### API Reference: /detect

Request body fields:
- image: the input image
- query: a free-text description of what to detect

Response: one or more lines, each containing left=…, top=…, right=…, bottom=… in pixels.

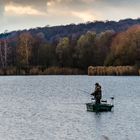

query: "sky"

left=0, top=0, right=140, bottom=33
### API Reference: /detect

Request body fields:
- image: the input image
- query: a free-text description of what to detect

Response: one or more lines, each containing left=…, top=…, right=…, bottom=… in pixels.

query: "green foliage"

left=97, top=30, right=115, bottom=64
left=76, top=32, right=101, bottom=69
left=56, top=37, right=73, bottom=67
left=38, top=44, right=56, bottom=67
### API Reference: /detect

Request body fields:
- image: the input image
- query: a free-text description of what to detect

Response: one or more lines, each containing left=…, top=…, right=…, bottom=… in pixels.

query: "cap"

left=95, top=83, right=99, bottom=86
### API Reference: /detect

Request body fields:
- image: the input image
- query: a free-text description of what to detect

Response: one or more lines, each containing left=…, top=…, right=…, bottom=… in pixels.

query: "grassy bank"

left=0, top=66, right=139, bottom=76
left=0, top=67, right=85, bottom=75
left=88, top=66, right=139, bottom=76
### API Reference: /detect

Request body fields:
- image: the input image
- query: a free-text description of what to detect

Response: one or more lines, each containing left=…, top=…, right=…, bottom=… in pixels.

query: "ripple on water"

left=0, top=76, right=139, bottom=140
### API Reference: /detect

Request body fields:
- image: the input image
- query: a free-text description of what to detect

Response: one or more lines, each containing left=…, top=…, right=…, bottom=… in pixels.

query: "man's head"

left=95, top=83, right=99, bottom=86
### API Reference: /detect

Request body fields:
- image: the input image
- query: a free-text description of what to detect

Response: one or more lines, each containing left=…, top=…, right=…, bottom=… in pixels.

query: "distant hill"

left=1, top=18, right=140, bottom=42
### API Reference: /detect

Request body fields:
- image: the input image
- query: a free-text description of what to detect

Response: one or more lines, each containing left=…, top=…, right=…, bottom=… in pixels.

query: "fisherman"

left=91, top=83, right=102, bottom=104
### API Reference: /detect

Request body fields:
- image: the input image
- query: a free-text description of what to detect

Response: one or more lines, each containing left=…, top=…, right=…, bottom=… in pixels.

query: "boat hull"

left=86, top=103, right=114, bottom=112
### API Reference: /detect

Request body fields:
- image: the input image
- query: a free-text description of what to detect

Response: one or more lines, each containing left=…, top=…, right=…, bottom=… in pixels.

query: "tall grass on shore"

left=43, top=67, right=84, bottom=75
left=0, top=67, right=84, bottom=75
left=88, top=66, right=139, bottom=76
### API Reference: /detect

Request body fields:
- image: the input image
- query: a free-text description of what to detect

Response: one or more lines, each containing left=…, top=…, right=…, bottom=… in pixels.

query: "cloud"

left=95, top=0, right=140, bottom=7
left=5, top=3, right=46, bottom=16
left=5, top=0, right=47, bottom=10
left=1, top=0, right=140, bottom=33
left=0, top=1, right=5, bottom=16
left=71, top=11, right=96, bottom=21
left=46, top=0, right=98, bottom=22
left=2, top=0, right=93, bottom=17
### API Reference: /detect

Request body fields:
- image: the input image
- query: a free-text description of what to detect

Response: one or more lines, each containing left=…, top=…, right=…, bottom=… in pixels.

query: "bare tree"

left=0, top=41, right=4, bottom=67
left=4, top=35, right=7, bottom=67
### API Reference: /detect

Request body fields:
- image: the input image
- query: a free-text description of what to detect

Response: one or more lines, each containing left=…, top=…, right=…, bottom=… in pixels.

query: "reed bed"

left=0, top=67, right=84, bottom=75
left=88, top=66, right=139, bottom=76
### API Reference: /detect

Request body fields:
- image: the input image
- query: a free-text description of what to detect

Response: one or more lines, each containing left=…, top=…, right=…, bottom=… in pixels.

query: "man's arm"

left=90, top=92, right=95, bottom=96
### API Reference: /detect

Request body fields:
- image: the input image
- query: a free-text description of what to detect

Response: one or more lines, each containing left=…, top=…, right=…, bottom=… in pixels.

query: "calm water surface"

left=0, top=76, right=139, bottom=140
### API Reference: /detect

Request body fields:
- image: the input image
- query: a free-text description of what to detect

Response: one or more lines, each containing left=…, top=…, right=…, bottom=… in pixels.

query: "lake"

left=0, top=76, right=139, bottom=140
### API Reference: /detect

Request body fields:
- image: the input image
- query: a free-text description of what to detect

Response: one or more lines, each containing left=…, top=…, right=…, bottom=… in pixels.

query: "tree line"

left=0, top=24, right=140, bottom=74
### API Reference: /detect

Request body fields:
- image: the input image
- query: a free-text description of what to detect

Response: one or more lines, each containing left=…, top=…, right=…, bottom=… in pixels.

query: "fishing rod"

left=78, top=89, right=91, bottom=94
left=78, top=89, right=114, bottom=104
left=78, top=89, right=108, bottom=102
left=61, top=102, right=85, bottom=105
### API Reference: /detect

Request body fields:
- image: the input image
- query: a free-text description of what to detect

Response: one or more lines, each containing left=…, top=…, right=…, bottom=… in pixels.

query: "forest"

left=0, top=18, right=140, bottom=75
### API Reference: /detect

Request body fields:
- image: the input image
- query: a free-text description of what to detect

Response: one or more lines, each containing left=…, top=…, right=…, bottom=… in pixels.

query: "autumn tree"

left=0, top=32, right=10, bottom=68
left=96, top=30, right=115, bottom=65
left=17, top=32, right=34, bottom=67
left=75, top=31, right=100, bottom=69
left=0, top=40, right=4, bottom=67
left=31, top=32, right=46, bottom=66
left=56, top=37, right=72, bottom=67
left=38, top=43, right=56, bottom=67
left=105, top=25, right=140, bottom=66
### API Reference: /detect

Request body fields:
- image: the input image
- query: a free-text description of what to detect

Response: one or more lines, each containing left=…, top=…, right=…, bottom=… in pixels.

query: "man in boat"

left=91, top=83, right=102, bottom=104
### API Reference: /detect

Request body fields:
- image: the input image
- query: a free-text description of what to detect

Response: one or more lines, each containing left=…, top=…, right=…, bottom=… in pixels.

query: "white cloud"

left=5, top=3, right=46, bottom=16
left=71, top=11, right=96, bottom=21
left=0, top=0, right=140, bottom=33
left=46, top=0, right=97, bottom=22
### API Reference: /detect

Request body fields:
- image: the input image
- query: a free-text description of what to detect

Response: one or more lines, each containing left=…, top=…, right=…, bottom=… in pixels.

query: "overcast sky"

left=0, top=0, right=140, bottom=33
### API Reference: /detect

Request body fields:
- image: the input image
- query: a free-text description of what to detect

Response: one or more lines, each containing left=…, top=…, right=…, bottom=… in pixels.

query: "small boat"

left=86, top=103, right=113, bottom=112
left=86, top=97, right=114, bottom=112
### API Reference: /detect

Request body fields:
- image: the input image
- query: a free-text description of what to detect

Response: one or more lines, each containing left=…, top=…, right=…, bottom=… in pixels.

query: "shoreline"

left=0, top=66, right=139, bottom=76
left=88, top=66, right=140, bottom=76
left=0, top=67, right=85, bottom=76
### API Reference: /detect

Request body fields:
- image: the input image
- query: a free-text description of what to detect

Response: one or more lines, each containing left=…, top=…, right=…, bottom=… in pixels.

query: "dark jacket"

left=91, top=85, right=102, bottom=100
